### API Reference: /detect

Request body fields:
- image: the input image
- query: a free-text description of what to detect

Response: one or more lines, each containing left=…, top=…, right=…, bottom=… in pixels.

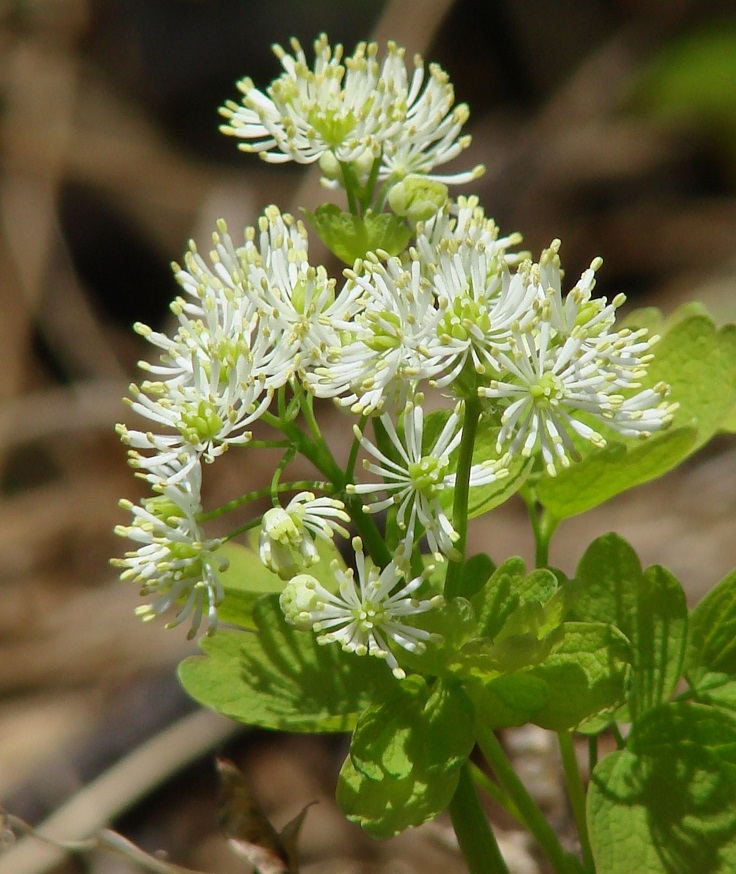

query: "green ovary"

left=408, top=455, right=448, bottom=495
left=529, top=372, right=564, bottom=409
left=365, top=310, right=402, bottom=352
left=308, top=107, right=357, bottom=147
left=439, top=296, right=490, bottom=343
left=179, top=400, right=224, bottom=444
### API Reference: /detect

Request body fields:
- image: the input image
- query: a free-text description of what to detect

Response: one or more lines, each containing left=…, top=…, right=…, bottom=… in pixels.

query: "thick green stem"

left=558, top=730, right=594, bottom=872
left=449, top=763, right=510, bottom=874
left=477, top=726, right=572, bottom=874
left=443, top=396, right=481, bottom=599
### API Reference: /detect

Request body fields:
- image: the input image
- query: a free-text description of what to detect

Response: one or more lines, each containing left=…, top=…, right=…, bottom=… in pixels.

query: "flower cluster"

left=115, top=35, right=674, bottom=675
left=219, top=34, right=483, bottom=186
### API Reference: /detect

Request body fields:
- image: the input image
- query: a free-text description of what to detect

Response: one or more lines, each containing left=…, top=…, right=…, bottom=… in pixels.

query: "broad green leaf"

left=461, top=622, right=628, bottom=731
left=471, top=558, right=559, bottom=640
left=588, top=702, right=736, bottom=874
left=685, top=569, right=736, bottom=688
left=535, top=428, right=696, bottom=519
left=692, top=676, right=736, bottom=713
left=571, top=534, right=687, bottom=720
left=424, top=411, right=530, bottom=520
left=536, top=313, right=736, bottom=519
left=336, top=678, right=474, bottom=837
left=215, top=542, right=284, bottom=629
left=216, top=533, right=345, bottom=629
left=525, top=622, right=630, bottom=730
left=178, top=595, right=392, bottom=732
left=303, top=204, right=410, bottom=264
left=467, top=422, right=533, bottom=518
left=466, top=671, right=550, bottom=730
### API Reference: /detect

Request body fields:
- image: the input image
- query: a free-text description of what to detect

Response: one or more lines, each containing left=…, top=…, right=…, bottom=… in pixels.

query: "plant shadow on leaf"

left=589, top=703, right=736, bottom=874
left=178, top=595, right=394, bottom=732
left=337, top=677, right=475, bottom=838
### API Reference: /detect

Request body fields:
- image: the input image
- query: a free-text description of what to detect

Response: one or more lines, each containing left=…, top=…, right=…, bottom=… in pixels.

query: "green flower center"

left=529, top=372, right=564, bottom=409
left=308, top=107, right=357, bottom=148
left=408, top=455, right=449, bottom=495
left=439, top=295, right=490, bottom=343
left=179, top=400, right=224, bottom=444
left=365, top=310, right=403, bottom=352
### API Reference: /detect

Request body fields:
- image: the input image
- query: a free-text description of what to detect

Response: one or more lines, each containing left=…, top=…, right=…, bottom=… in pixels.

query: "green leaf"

left=471, top=558, right=559, bottom=640
left=467, top=422, right=533, bottom=518
left=571, top=534, right=688, bottom=719
left=178, top=595, right=393, bottom=732
left=535, top=428, right=696, bottom=519
left=215, top=542, right=285, bottom=629
left=536, top=313, right=736, bottom=519
left=399, top=597, right=477, bottom=677
left=525, top=621, right=630, bottom=730
left=588, top=702, right=736, bottom=873
left=303, top=204, right=410, bottom=265
left=336, top=678, right=475, bottom=837
left=461, top=621, right=629, bottom=731
left=457, top=552, right=495, bottom=600
left=685, top=569, right=736, bottom=688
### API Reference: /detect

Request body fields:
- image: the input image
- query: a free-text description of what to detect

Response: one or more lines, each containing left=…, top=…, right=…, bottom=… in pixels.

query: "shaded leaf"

left=178, top=596, right=393, bottom=732
left=571, top=533, right=687, bottom=720
left=337, top=678, right=475, bottom=837
left=588, top=702, right=736, bottom=873
left=303, top=204, right=410, bottom=264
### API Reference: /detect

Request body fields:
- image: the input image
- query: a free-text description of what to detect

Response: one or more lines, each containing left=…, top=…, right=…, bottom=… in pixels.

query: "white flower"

left=220, top=35, right=403, bottom=165
left=479, top=316, right=674, bottom=476
left=431, top=249, right=541, bottom=386
left=349, top=395, right=506, bottom=559
left=306, top=254, right=447, bottom=414
left=415, top=196, right=523, bottom=264
left=248, top=207, right=364, bottom=372
left=280, top=536, right=442, bottom=678
left=377, top=54, right=483, bottom=185
left=259, top=492, right=350, bottom=579
left=113, top=458, right=226, bottom=637
left=219, top=35, right=480, bottom=187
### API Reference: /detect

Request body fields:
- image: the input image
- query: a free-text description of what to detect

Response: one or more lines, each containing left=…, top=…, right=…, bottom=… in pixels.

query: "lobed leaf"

left=571, top=533, right=688, bottom=720
left=178, top=595, right=393, bottom=732
left=336, top=677, right=475, bottom=837
left=588, top=702, right=736, bottom=873
left=685, top=569, right=736, bottom=688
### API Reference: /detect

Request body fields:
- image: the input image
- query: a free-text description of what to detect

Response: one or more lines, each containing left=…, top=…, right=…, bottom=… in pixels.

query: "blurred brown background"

left=1, top=1, right=736, bottom=871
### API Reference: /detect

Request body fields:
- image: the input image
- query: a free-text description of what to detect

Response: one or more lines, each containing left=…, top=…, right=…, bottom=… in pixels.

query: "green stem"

left=611, top=723, right=626, bottom=750
left=340, top=161, right=360, bottom=215
left=477, top=726, right=572, bottom=874
left=588, top=735, right=598, bottom=773
left=449, top=763, right=510, bottom=874
left=345, top=415, right=367, bottom=482
left=444, top=396, right=481, bottom=599
left=558, top=730, right=594, bottom=872
left=271, top=446, right=297, bottom=503
left=469, top=763, right=527, bottom=828
left=222, top=517, right=264, bottom=542
left=197, top=481, right=330, bottom=522
left=522, top=488, right=558, bottom=568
